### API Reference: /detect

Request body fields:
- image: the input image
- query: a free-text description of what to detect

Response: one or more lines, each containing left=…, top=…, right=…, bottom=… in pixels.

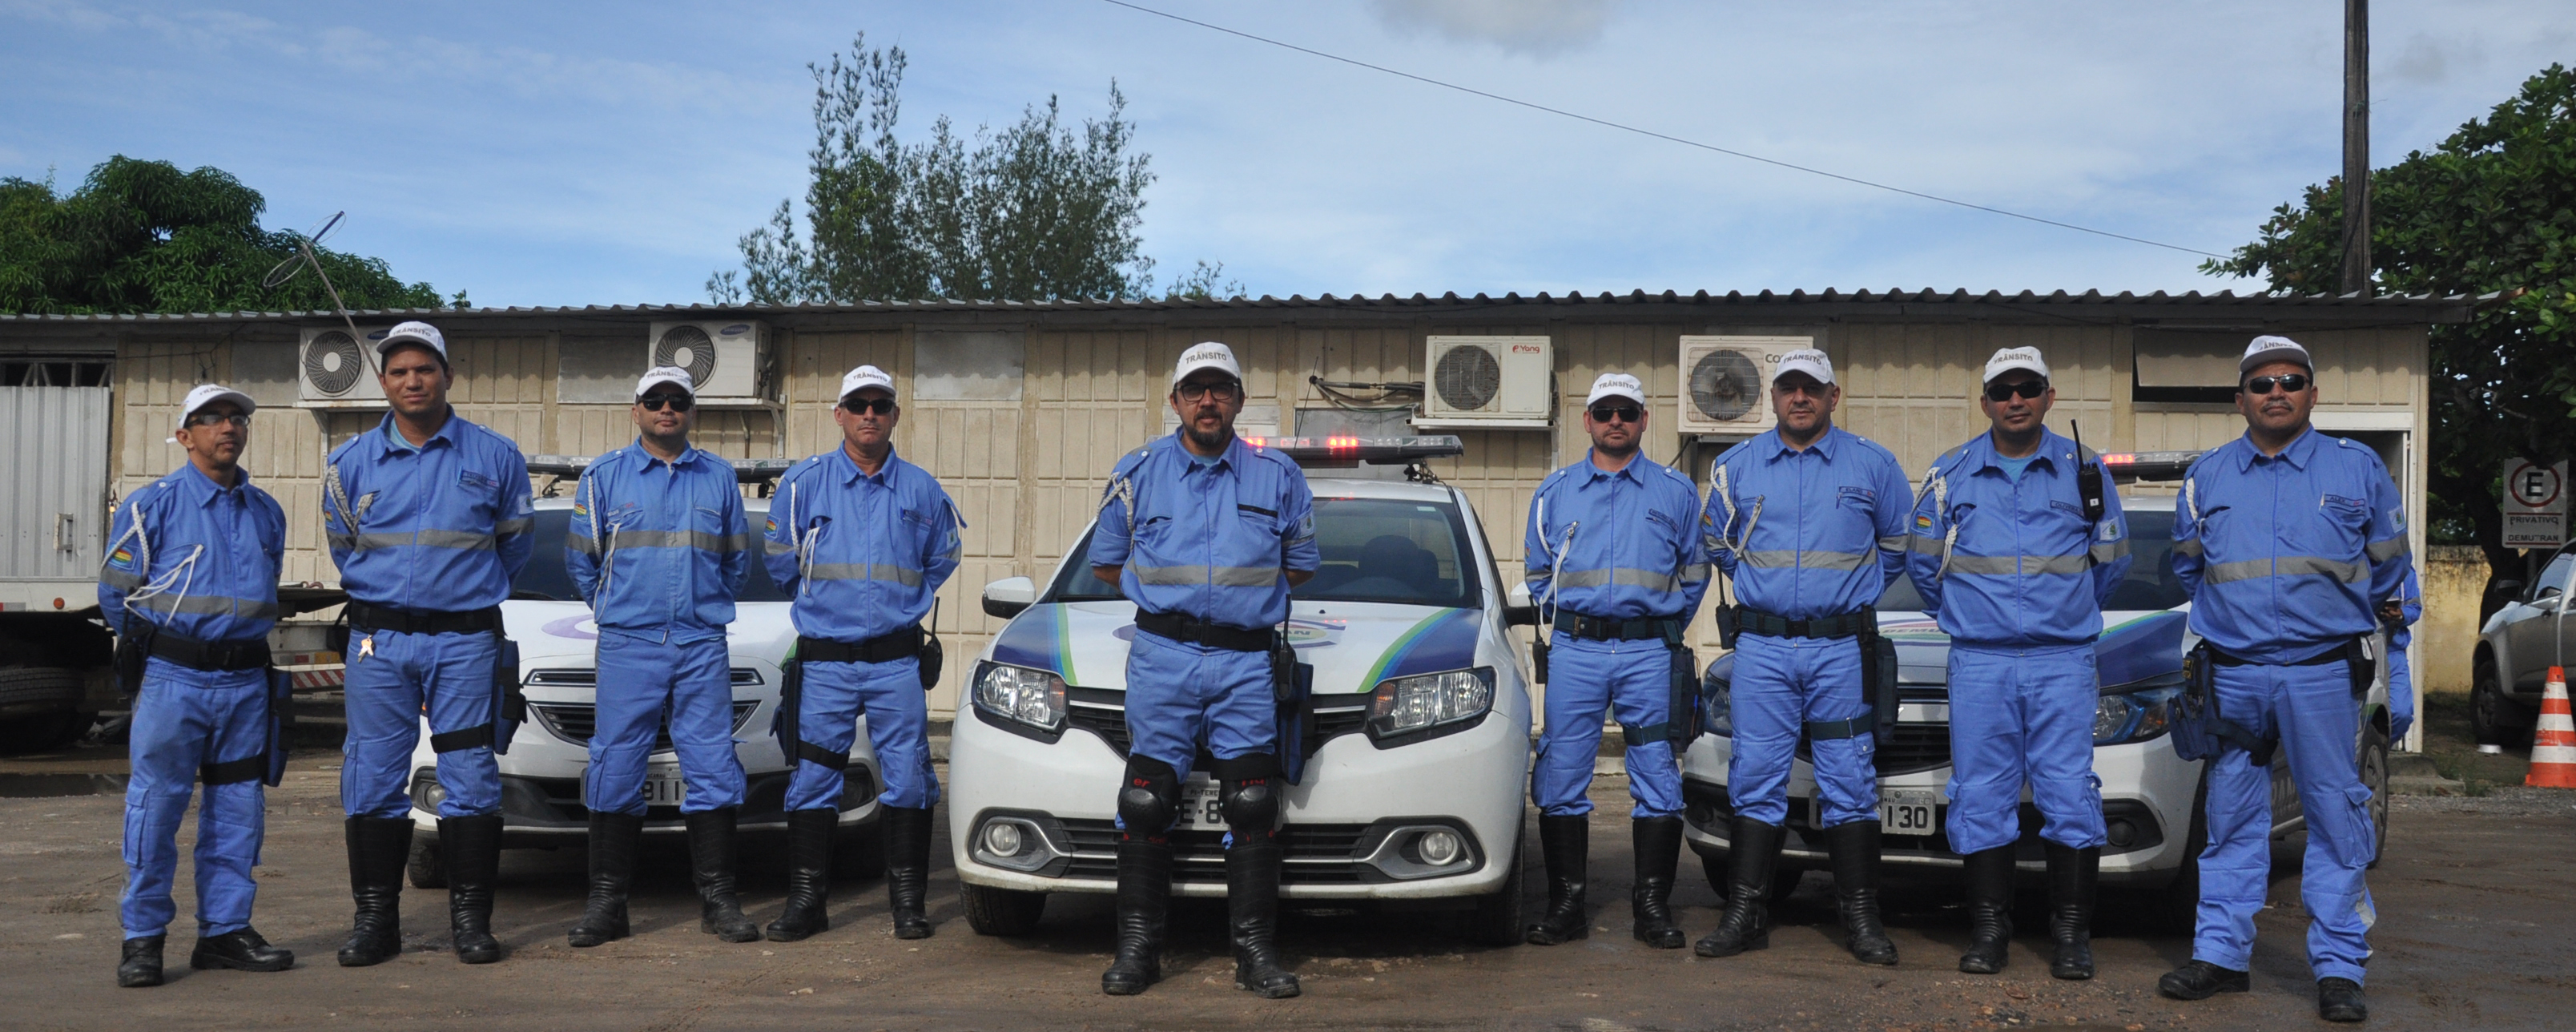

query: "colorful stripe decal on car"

left=1358, top=607, right=1479, bottom=690
left=989, top=603, right=1071, bottom=680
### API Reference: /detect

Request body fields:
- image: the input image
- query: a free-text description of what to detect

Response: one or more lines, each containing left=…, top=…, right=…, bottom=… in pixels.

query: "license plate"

left=1879, top=791, right=1936, bottom=835
left=1177, top=776, right=1224, bottom=830
left=642, top=765, right=686, bottom=808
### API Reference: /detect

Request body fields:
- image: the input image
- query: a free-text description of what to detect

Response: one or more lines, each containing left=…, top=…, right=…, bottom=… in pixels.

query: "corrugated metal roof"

left=0, top=287, right=2489, bottom=323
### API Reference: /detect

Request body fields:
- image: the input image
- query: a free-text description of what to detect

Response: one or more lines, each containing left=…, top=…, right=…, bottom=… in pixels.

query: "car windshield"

left=1045, top=496, right=1483, bottom=609
left=509, top=507, right=791, bottom=603
left=1873, top=508, right=2188, bottom=612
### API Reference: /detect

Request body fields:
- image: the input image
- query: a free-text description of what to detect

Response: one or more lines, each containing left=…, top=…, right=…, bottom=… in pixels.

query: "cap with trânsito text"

left=636, top=365, right=695, bottom=400
left=839, top=365, right=895, bottom=401
left=1170, top=341, right=1243, bottom=389
left=175, top=383, right=256, bottom=432
left=1982, top=346, right=2050, bottom=385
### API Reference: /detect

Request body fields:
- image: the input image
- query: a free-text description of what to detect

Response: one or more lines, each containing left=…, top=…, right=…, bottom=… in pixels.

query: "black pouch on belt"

left=263, top=667, right=294, bottom=787
left=323, top=607, right=350, bottom=661
left=918, top=599, right=945, bottom=691
left=1858, top=621, right=1899, bottom=747
left=491, top=632, right=525, bottom=755
left=2344, top=635, right=2376, bottom=697
left=773, top=644, right=804, bottom=759
left=1668, top=642, right=1703, bottom=750
left=112, top=619, right=157, bottom=703
left=1711, top=603, right=1741, bottom=651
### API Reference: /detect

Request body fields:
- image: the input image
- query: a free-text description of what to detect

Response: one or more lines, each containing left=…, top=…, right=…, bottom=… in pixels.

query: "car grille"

left=525, top=667, right=765, bottom=687
left=1063, top=687, right=1370, bottom=760
left=529, top=699, right=761, bottom=751
left=1056, top=818, right=1374, bottom=884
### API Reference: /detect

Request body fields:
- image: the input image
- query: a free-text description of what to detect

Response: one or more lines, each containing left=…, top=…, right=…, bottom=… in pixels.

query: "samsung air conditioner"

left=645, top=320, right=771, bottom=405
left=297, top=325, right=391, bottom=406
left=1676, top=336, right=1812, bottom=435
left=1413, top=336, right=1552, bottom=429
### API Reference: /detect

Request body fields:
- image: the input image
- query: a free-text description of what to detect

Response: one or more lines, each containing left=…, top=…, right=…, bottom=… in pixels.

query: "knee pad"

left=1116, top=756, right=1181, bottom=838
left=1213, top=752, right=1282, bottom=832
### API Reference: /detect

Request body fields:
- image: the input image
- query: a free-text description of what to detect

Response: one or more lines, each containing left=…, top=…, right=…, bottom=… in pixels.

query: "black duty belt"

left=2208, top=644, right=2353, bottom=667
left=1737, top=608, right=1874, bottom=640
left=799, top=627, right=923, bottom=665
left=1133, top=610, right=1274, bottom=652
left=1553, top=613, right=1682, bottom=642
left=347, top=601, right=501, bottom=636
left=148, top=631, right=272, bottom=672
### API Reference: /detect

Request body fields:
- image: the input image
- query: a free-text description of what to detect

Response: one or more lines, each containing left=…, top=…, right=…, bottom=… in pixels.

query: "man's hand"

left=1286, top=568, right=1314, bottom=588
left=1091, top=566, right=1121, bottom=587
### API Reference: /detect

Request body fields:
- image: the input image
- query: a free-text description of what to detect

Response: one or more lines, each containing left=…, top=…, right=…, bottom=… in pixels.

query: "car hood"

left=499, top=600, right=799, bottom=667
left=982, top=600, right=1487, bottom=695
left=1707, top=610, right=2189, bottom=689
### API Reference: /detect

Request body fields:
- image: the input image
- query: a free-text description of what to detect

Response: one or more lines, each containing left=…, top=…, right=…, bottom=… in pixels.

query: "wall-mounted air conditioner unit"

left=1676, top=336, right=1812, bottom=436
left=645, top=320, right=771, bottom=405
left=297, top=325, right=390, bottom=406
left=1414, top=336, right=1552, bottom=429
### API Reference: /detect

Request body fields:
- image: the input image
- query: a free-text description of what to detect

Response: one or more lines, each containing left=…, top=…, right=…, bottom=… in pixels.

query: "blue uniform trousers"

left=785, top=656, right=934, bottom=812
left=1943, top=645, right=2105, bottom=854
left=122, top=662, right=268, bottom=939
left=1533, top=634, right=1680, bottom=819
left=1729, top=633, right=1878, bottom=828
left=2194, top=660, right=2377, bottom=984
left=342, top=628, right=501, bottom=820
left=1121, top=630, right=1276, bottom=778
left=586, top=631, right=747, bottom=816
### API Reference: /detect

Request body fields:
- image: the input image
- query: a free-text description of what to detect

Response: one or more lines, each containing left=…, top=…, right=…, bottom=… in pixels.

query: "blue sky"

left=3, top=0, right=2567, bottom=307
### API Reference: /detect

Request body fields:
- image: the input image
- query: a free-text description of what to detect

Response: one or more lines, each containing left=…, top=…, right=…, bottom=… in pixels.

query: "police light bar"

left=525, top=454, right=796, bottom=484
left=1240, top=435, right=1465, bottom=467
left=2095, top=450, right=2201, bottom=482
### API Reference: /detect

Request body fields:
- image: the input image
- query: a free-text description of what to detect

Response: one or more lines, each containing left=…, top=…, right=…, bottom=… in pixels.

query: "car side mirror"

left=982, top=576, right=1037, bottom=620
left=1503, top=582, right=1540, bottom=627
left=2493, top=579, right=2524, bottom=598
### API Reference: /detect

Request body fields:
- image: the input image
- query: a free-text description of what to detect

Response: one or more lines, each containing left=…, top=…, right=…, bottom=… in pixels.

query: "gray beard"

left=1185, top=421, right=1234, bottom=453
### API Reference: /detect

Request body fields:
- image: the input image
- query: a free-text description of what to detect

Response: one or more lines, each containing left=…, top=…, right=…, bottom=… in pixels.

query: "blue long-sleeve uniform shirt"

left=763, top=445, right=961, bottom=643
left=1088, top=433, right=1319, bottom=631
left=324, top=410, right=534, bottom=612
left=566, top=442, right=751, bottom=643
left=99, top=464, right=286, bottom=643
left=2172, top=427, right=2412, bottom=663
left=1523, top=450, right=1710, bottom=622
left=1905, top=428, right=2132, bottom=648
left=1701, top=425, right=1914, bottom=620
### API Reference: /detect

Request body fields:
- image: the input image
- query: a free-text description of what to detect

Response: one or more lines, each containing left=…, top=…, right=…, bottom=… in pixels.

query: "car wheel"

left=0, top=667, right=87, bottom=754
left=1463, top=849, right=1525, bottom=946
left=2154, top=764, right=2211, bottom=936
left=2471, top=653, right=2531, bottom=744
left=831, top=822, right=886, bottom=881
left=957, top=881, right=1046, bottom=937
left=407, top=832, right=447, bottom=889
left=2361, top=724, right=2390, bottom=870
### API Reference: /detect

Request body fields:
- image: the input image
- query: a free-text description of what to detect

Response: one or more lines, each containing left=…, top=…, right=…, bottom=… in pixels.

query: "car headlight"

left=1704, top=675, right=1733, bottom=736
left=1366, top=667, right=1495, bottom=740
left=2095, top=685, right=2181, bottom=745
left=972, top=661, right=1066, bottom=732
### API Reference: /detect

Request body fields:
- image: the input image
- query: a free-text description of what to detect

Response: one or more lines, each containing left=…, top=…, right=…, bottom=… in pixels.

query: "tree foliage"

left=0, top=155, right=449, bottom=315
left=708, top=32, right=1163, bottom=304
left=2205, top=64, right=2576, bottom=598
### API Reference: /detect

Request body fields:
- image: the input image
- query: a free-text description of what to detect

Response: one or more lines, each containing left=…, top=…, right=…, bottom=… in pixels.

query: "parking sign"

left=2502, top=458, right=2569, bottom=549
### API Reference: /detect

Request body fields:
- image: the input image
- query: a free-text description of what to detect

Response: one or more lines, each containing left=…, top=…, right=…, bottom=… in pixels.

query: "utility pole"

left=2341, top=0, right=2372, bottom=296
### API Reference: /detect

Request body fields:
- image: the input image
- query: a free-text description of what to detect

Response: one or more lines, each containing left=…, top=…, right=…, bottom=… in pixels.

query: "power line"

left=1097, top=0, right=2228, bottom=260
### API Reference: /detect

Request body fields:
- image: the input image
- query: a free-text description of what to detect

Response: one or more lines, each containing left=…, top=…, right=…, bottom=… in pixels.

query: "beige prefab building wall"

left=4, top=289, right=2469, bottom=716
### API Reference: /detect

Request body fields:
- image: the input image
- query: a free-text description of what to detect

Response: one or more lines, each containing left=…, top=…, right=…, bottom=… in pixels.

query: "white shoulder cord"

left=1100, top=470, right=1138, bottom=535
left=1928, top=462, right=1961, bottom=578
left=586, top=471, right=618, bottom=598
left=1710, top=464, right=1764, bottom=556
left=1534, top=494, right=1580, bottom=618
left=114, top=500, right=203, bottom=628
left=791, top=480, right=823, bottom=596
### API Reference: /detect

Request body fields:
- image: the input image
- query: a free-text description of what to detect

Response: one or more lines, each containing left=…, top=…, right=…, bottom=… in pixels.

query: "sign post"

left=2503, top=458, right=2570, bottom=550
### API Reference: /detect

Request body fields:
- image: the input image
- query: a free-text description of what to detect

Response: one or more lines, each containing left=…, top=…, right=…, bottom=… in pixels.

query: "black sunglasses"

left=1175, top=380, right=1242, bottom=402
left=637, top=393, right=694, bottom=412
left=1983, top=379, right=2047, bottom=402
left=1588, top=403, right=1642, bottom=424
left=841, top=397, right=897, bottom=415
left=2242, top=373, right=2312, bottom=395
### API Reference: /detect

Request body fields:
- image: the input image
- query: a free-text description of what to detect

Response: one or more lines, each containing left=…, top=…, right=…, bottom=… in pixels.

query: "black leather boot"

left=1099, top=836, right=1172, bottom=996
left=763, top=808, right=836, bottom=942
left=2045, top=842, right=2098, bottom=980
left=567, top=811, right=642, bottom=947
left=1957, top=846, right=2014, bottom=974
left=441, top=813, right=505, bottom=964
left=884, top=805, right=934, bottom=940
left=1523, top=814, right=1589, bottom=945
left=2317, top=977, right=2368, bottom=1022
left=1226, top=834, right=1300, bottom=998
left=2159, top=959, right=2250, bottom=999
left=337, top=816, right=412, bottom=967
left=1693, top=817, right=1782, bottom=957
left=117, top=934, right=165, bottom=988
left=191, top=926, right=294, bottom=972
left=1824, top=820, right=1898, bottom=965
left=1631, top=816, right=1686, bottom=949
left=686, top=808, right=761, bottom=942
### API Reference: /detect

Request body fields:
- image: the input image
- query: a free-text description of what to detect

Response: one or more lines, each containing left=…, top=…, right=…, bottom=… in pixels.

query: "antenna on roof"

left=260, top=211, right=376, bottom=375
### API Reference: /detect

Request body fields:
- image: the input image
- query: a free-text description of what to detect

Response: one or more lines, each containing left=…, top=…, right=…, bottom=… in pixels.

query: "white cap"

left=1982, top=346, right=2050, bottom=385
left=635, top=365, right=694, bottom=400
left=376, top=320, right=446, bottom=361
left=1170, top=341, right=1243, bottom=389
left=1773, top=348, right=1835, bottom=386
left=175, top=384, right=256, bottom=431
left=2239, top=335, right=2312, bottom=374
left=1584, top=372, right=1647, bottom=409
left=838, top=364, right=895, bottom=401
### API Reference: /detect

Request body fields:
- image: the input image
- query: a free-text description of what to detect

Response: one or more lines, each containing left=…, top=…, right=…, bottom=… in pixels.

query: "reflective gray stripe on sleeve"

left=2367, top=537, right=2409, bottom=562
left=1878, top=535, right=1911, bottom=553
left=1680, top=562, right=1710, bottom=585
left=100, top=567, right=147, bottom=591
left=2204, top=555, right=2369, bottom=585
left=1129, top=564, right=1280, bottom=587
left=132, top=595, right=279, bottom=620
left=496, top=517, right=534, bottom=536
left=1910, top=535, right=1946, bottom=554
left=2090, top=539, right=2130, bottom=565
left=567, top=532, right=599, bottom=557
left=415, top=529, right=498, bottom=551
left=765, top=539, right=799, bottom=556
left=2172, top=538, right=2204, bottom=558
left=806, top=562, right=926, bottom=587
left=1739, top=549, right=1870, bottom=571
left=327, top=532, right=356, bottom=551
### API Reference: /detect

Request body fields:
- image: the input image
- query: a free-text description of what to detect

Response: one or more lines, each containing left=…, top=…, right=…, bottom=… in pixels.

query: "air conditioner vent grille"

left=654, top=325, right=718, bottom=385
left=1688, top=349, right=1762, bottom=422
left=1433, top=345, right=1502, bottom=412
left=304, top=331, right=364, bottom=396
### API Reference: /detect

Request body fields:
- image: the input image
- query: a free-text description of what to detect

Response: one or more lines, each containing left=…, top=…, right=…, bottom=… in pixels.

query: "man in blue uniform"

left=1521, top=373, right=1710, bottom=949
left=324, top=321, right=535, bottom=966
left=1697, top=348, right=1914, bottom=965
left=1906, top=347, right=2131, bottom=979
left=762, top=365, right=960, bottom=943
left=1090, top=341, right=1318, bottom=998
left=2159, top=336, right=2410, bottom=1023
left=103, top=385, right=295, bottom=987
left=561, top=366, right=759, bottom=946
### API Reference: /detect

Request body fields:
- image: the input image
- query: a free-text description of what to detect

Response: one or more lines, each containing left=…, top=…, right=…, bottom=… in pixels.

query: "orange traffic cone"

left=2529, top=667, right=2576, bottom=789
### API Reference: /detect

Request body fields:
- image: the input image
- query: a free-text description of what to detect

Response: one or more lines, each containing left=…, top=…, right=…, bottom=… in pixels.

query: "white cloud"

left=1367, top=0, right=1622, bottom=58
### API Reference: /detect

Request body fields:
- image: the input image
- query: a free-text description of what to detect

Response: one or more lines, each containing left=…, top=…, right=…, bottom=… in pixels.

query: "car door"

left=2509, top=548, right=2576, bottom=689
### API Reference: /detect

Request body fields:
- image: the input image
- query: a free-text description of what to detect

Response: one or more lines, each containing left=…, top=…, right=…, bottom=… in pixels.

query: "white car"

left=1680, top=491, right=2395, bottom=929
left=2472, top=539, right=2575, bottom=745
left=399, top=494, right=885, bottom=886
left=946, top=437, right=1536, bottom=944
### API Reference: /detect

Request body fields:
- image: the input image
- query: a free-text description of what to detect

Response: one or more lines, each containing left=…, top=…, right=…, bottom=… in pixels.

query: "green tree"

left=2206, top=64, right=2576, bottom=604
left=0, top=155, right=447, bottom=315
left=708, top=31, right=1165, bottom=304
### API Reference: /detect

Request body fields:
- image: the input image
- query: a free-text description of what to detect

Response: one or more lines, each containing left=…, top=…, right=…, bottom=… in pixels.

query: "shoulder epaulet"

left=1652, top=462, right=1696, bottom=491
